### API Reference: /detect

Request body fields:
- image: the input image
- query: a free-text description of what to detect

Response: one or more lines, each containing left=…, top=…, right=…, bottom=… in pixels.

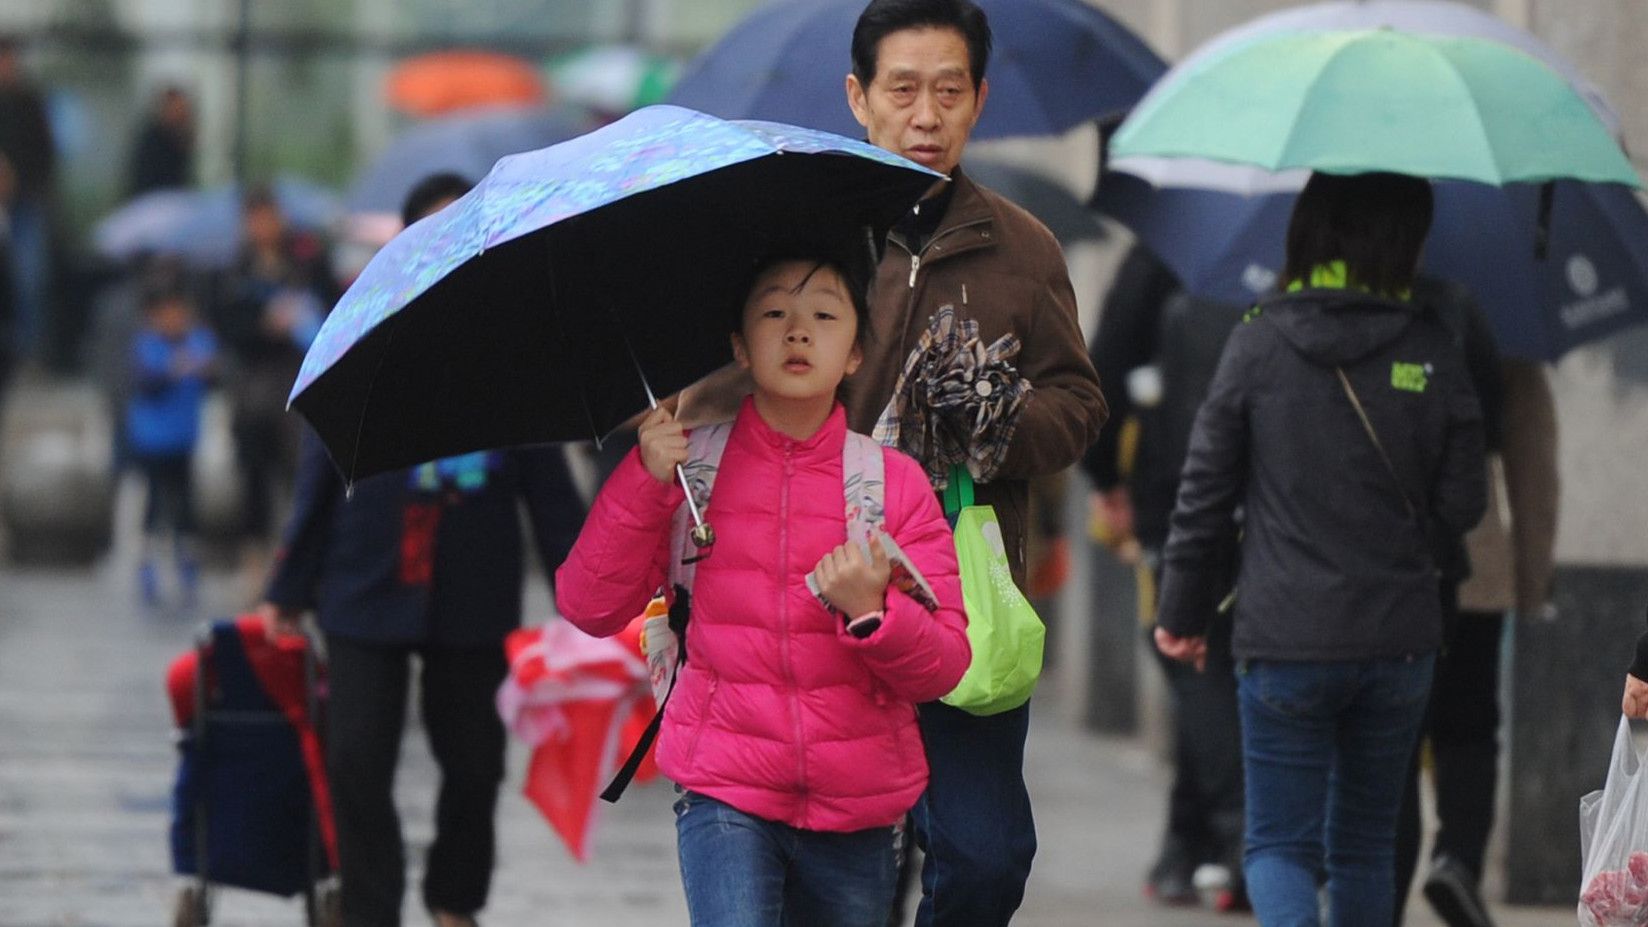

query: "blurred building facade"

left=2, top=0, right=1645, bottom=566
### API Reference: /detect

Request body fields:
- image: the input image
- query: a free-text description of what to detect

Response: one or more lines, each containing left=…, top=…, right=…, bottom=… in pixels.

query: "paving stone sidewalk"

left=0, top=557, right=1569, bottom=926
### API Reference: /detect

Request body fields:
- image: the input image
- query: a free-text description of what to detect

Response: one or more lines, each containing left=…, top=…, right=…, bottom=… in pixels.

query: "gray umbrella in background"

left=346, top=106, right=593, bottom=231
left=965, top=158, right=1106, bottom=247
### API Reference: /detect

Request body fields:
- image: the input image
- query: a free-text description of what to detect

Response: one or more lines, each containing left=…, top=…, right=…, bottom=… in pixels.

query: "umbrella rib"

left=344, top=318, right=400, bottom=489
left=542, top=235, right=606, bottom=447
left=1414, top=42, right=1504, bottom=184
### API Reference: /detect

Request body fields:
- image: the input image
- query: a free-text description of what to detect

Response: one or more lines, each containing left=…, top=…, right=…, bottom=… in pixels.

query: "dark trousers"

left=324, top=636, right=508, bottom=927
left=1394, top=611, right=1505, bottom=922
left=1154, top=614, right=1245, bottom=870
left=910, top=700, right=1036, bottom=927
left=137, top=453, right=196, bottom=536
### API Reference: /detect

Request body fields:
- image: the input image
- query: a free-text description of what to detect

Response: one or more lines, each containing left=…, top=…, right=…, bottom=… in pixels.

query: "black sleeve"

left=1081, top=244, right=1175, bottom=490
left=1154, top=323, right=1255, bottom=637
left=1429, top=342, right=1488, bottom=539
left=1632, top=608, right=1648, bottom=682
left=1458, top=299, right=1505, bottom=453
left=514, top=445, right=588, bottom=586
left=263, top=427, right=342, bottom=609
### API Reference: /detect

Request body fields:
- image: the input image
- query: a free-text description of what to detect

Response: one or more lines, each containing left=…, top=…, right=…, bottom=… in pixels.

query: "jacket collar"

left=733, top=395, right=847, bottom=461
left=887, top=166, right=996, bottom=261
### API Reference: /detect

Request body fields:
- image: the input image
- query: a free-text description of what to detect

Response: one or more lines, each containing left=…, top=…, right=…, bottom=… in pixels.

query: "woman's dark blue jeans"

left=1237, top=655, right=1435, bottom=927
left=674, top=789, right=899, bottom=927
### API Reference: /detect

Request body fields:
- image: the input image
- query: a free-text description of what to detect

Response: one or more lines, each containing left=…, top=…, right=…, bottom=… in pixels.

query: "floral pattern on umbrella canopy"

left=872, top=307, right=1031, bottom=490
left=288, top=105, right=939, bottom=483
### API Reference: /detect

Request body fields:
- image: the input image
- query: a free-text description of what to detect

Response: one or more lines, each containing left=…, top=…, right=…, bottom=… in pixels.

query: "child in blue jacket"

left=126, top=281, right=217, bottom=606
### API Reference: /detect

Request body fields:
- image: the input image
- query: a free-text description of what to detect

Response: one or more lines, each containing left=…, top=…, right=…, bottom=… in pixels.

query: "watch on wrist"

left=846, top=610, right=884, bottom=639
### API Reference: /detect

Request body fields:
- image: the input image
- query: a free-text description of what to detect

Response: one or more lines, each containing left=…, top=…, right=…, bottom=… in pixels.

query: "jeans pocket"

left=1373, top=653, right=1436, bottom=709
left=1251, top=661, right=1327, bottom=718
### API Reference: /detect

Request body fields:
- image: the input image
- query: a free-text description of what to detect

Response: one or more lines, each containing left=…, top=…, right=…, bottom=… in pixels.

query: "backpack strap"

left=669, top=421, right=734, bottom=593
left=601, top=420, right=732, bottom=804
left=841, top=431, right=887, bottom=542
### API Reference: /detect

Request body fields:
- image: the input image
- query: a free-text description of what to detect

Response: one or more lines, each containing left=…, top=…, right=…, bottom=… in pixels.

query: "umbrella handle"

left=641, top=381, right=715, bottom=551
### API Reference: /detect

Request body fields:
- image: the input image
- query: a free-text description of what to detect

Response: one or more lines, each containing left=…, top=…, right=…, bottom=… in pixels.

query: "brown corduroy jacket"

left=842, top=168, right=1108, bottom=588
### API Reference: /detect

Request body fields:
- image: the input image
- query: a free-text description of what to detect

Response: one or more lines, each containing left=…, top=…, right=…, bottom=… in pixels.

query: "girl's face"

left=731, top=260, right=862, bottom=404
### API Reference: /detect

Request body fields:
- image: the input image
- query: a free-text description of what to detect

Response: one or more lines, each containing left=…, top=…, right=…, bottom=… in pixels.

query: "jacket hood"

left=1260, top=289, right=1422, bottom=367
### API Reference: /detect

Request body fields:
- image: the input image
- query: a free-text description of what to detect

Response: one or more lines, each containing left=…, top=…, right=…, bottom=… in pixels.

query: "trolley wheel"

left=172, top=884, right=210, bottom=927
left=306, top=879, right=342, bottom=927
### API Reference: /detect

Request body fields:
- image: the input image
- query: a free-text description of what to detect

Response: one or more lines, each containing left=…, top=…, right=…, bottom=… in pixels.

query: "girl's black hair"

left=1283, top=171, right=1434, bottom=298
left=733, top=239, right=875, bottom=345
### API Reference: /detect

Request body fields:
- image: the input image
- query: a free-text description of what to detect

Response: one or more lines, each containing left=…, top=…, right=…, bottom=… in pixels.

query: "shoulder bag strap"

left=1335, top=367, right=1419, bottom=523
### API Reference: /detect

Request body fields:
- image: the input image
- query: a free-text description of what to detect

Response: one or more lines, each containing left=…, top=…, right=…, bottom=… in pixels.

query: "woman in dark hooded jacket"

left=1154, top=171, right=1487, bottom=927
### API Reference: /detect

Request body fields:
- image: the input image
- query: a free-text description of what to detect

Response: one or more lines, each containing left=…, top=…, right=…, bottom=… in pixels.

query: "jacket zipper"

left=893, top=216, right=991, bottom=289
left=891, top=217, right=994, bottom=350
left=778, top=444, right=808, bottom=809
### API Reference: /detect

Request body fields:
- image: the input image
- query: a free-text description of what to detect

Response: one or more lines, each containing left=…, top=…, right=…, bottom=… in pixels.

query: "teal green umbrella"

left=1110, top=29, right=1640, bottom=187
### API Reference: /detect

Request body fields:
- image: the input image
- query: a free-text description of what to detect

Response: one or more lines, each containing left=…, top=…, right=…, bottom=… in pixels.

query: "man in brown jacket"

left=841, top=2, right=1107, bottom=924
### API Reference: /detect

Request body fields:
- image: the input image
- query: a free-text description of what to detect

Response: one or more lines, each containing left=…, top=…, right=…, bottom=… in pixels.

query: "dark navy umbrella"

left=667, top=0, right=1166, bottom=140
left=347, top=106, right=593, bottom=217
left=291, top=106, right=941, bottom=483
left=1096, top=171, right=1648, bottom=361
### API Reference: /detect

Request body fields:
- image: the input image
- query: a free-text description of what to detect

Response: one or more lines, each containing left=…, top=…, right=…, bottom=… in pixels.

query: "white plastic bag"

left=1578, top=718, right=1648, bottom=926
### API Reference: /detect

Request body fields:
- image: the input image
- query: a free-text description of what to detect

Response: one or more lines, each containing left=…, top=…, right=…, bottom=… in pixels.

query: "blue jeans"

left=911, top=700, right=1036, bottom=927
left=1238, top=655, right=1435, bottom=927
left=674, top=790, right=898, bottom=927
left=6, top=197, right=49, bottom=361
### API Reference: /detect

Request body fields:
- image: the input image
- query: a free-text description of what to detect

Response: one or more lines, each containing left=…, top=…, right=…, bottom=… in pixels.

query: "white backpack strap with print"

left=841, top=431, right=887, bottom=542
left=668, top=420, right=734, bottom=594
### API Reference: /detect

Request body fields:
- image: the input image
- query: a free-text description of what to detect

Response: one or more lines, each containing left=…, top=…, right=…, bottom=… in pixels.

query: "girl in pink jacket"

left=556, top=250, right=970, bottom=926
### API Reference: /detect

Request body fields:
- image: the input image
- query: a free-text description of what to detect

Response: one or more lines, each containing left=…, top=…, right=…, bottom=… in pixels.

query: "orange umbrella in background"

left=385, top=50, right=547, bottom=117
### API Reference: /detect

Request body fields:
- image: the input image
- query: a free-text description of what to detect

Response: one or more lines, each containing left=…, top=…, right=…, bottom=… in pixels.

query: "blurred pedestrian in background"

left=124, top=269, right=217, bottom=608
left=209, top=185, right=336, bottom=597
left=0, top=33, right=56, bottom=368
left=262, top=173, right=586, bottom=927
left=1155, top=171, right=1487, bottom=927
left=128, top=85, right=194, bottom=197
left=1393, top=295, right=1558, bottom=927
left=1085, top=241, right=1248, bottom=910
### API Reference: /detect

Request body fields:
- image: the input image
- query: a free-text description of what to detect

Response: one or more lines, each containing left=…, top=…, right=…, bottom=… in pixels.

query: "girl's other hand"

left=638, top=405, right=688, bottom=485
left=814, top=534, right=891, bottom=619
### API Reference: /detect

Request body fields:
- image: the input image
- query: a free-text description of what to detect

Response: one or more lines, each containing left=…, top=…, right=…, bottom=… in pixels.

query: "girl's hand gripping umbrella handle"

left=641, top=384, right=715, bottom=551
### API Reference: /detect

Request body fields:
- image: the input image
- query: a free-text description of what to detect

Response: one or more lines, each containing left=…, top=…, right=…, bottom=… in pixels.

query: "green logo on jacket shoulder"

left=1391, top=362, right=1430, bottom=393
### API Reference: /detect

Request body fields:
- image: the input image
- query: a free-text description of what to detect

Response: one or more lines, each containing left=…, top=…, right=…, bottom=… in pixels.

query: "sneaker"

left=1145, top=843, right=1200, bottom=906
left=1424, top=854, right=1496, bottom=927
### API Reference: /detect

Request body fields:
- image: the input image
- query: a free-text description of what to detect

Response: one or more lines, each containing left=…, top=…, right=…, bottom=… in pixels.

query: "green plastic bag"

left=939, top=468, right=1046, bottom=716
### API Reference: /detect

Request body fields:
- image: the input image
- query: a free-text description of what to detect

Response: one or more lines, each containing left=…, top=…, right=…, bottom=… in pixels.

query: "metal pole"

left=232, top=0, right=251, bottom=180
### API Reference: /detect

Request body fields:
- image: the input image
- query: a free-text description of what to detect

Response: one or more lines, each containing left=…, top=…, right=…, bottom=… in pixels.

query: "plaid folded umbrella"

left=871, top=307, right=1030, bottom=489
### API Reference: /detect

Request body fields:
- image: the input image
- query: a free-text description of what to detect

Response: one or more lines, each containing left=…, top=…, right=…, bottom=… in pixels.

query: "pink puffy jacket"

left=556, top=399, right=970, bottom=832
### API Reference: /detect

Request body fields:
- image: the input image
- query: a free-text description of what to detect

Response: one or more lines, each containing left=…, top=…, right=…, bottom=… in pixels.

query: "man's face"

left=846, top=26, right=987, bottom=178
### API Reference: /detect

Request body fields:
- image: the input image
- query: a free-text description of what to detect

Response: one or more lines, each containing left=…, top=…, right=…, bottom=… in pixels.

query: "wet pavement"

left=0, top=518, right=1569, bottom=926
